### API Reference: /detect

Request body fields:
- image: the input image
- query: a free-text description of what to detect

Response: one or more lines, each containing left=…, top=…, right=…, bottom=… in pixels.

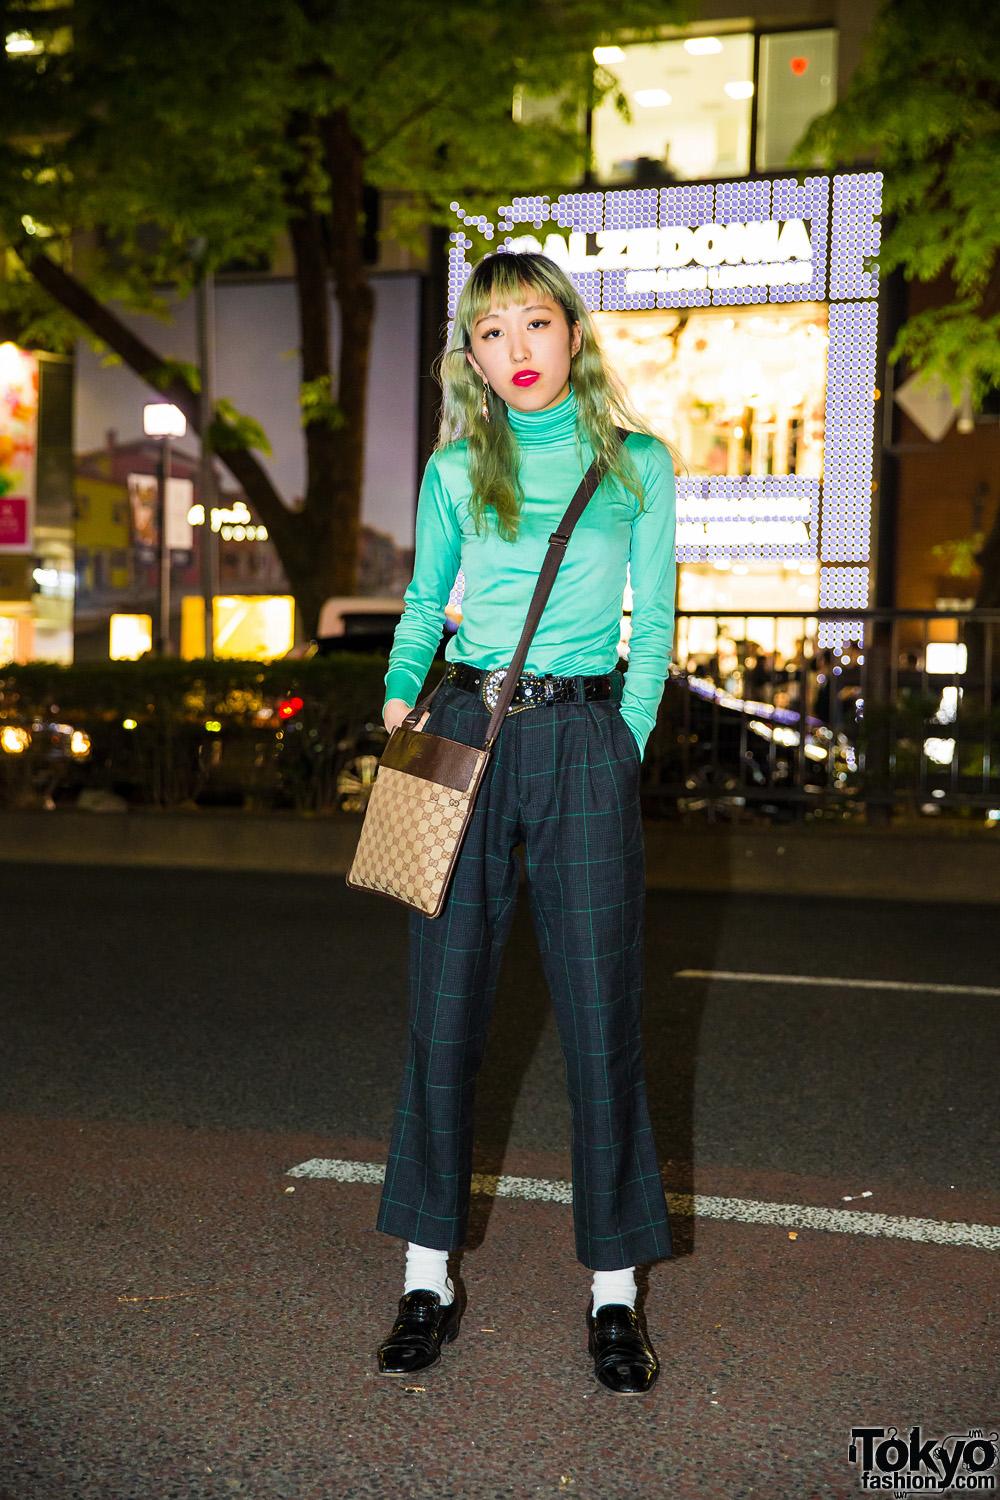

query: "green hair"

left=438, top=251, right=674, bottom=541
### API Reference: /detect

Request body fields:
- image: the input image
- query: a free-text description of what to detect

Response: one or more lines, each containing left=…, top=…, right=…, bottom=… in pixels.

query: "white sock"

left=591, top=1266, right=637, bottom=1313
left=404, top=1242, right=454, bottom=1306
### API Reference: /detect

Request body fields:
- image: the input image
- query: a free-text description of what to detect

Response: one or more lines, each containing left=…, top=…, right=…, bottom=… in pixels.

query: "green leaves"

left=210, top=400, right=273, bottom=457
left=300, top=375, right=346, bottom=431
left=795, top=0, right=1000, bottom=397
left=152, top=358, right=201, bottom=396
left=931, top=533, right=986, bottom=580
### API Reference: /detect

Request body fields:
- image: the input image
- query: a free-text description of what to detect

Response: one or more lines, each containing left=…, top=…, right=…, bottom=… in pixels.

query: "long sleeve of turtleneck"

left=384, top=390, right=676, bottom=755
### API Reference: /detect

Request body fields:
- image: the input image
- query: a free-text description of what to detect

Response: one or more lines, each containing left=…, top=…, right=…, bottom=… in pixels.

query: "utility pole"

left=196, top=268, right=218, bottom=657
left=144, top=403, right=186, bottom=653
left=156, top=433, right=173, bottom=654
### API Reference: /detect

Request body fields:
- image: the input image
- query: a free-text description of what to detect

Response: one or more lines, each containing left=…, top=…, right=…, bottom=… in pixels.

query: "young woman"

left=375, top=250, right=677, bottom=1395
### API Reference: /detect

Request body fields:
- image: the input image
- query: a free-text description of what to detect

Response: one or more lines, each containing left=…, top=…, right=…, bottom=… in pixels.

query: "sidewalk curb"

left=1, top=809, right=997, bottom=903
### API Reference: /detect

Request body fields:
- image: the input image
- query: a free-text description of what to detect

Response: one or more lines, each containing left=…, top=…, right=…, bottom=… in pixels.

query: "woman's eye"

left=528, top=319, right=550, bottom=329
left=480, top=328, right=500, bottom=339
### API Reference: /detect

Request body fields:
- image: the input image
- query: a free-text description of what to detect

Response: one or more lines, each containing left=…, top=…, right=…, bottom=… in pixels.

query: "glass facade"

left=570, top=26, right=840, bottom=183
left=757, top=29, right=838, bottom=170
left=591, top=34, right=755, bottom=184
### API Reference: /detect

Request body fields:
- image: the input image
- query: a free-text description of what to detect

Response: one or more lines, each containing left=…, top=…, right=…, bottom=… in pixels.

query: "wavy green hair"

left=438, top=251, right=672, bottom=541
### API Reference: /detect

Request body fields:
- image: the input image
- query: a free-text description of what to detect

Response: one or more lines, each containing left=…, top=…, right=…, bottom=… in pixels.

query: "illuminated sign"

left=0, top=343, right=38, bottom=554
left=186, top=498, right=269, bottom=542
left=675, top=478, right=819, bottom=554
left=508, top=218, right=814, bottom=294
left=181, top=594, right=295, bottom=661
left=448, top=172, right=882, bottom=645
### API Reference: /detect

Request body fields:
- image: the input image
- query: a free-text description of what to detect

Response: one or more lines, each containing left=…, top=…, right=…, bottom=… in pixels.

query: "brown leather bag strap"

left=480, top=428, right=627, bottom=748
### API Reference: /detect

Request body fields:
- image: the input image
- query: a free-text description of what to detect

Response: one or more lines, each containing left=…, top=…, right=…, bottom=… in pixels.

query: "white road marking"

left=675, top=969, right=1000, bottom=997
left=286, top=1159, right=1000, bottom=1252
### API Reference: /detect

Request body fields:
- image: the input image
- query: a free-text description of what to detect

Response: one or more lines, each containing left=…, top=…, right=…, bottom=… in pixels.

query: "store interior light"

left=923, top=737, right=956, bottom=767
left=634, top=89, right=671, bottom=108
left=925, top=643, right=968, bottom=676
left=5, top=31, right=37, bottom=53
left=593, top=45, right=625, bottom=63
left=110, top=614, right=153, bottom=661
left=143, top=403, right=187, bottom=438
left=684, top=37, right=723, bottom=55
left=724, top=80, right=755, bottom=99
left=0, top=341, right=22, bottom=378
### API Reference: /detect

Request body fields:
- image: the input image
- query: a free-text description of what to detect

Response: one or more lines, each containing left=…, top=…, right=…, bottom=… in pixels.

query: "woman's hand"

left=384, top=698, right=429, bottom=734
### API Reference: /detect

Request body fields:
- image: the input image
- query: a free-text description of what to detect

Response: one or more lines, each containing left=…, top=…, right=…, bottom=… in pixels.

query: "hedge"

left=0, top=655, right=415, bottom=812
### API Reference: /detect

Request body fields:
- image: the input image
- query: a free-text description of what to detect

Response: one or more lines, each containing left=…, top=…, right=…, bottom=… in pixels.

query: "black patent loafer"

left=587, top=1300, right=659, bottom=1395
left=377, top=1289, right=462, bottom=1376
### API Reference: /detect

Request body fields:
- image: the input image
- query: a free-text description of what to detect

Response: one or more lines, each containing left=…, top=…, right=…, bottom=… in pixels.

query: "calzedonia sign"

left=507, top=219, right=814, bottom=293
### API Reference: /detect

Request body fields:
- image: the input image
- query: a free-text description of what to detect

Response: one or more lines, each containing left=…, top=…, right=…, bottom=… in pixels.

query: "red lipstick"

left=511, top=371, right=540, bottom=387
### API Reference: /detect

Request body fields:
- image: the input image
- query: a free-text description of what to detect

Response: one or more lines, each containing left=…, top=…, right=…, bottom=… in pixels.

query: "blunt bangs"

left=459, top=252, right=578, bottom=343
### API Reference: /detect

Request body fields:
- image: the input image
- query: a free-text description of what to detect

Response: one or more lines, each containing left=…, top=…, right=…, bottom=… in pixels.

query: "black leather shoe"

left=587, top=1300, right=659, bottom=1394
left=377, top=1289, right=462, bottom=1376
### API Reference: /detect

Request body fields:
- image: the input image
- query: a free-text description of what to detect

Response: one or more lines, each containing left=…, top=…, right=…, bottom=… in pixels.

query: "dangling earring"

left=481, top=379, right=491, bottom=423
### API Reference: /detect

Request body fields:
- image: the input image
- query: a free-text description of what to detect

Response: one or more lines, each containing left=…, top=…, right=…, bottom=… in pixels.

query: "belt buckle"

left=481, top=667, right=508, bottom=712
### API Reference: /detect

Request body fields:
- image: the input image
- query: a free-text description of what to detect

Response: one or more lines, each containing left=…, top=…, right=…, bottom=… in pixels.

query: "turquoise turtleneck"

left=384, top=389, right=676, bottom=753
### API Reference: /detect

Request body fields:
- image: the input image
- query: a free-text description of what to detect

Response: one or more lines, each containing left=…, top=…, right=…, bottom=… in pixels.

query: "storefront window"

left=756, top=29, right=838, bottom=170
left=596, top=301, right=828, bottom=633
left=591, top=33, right=754, bottom=184
left=596, top=303, right=828, bottom=481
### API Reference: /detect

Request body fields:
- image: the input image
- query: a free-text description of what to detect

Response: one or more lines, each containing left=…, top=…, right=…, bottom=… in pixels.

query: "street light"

left=143, top=403, right=186, bottom=654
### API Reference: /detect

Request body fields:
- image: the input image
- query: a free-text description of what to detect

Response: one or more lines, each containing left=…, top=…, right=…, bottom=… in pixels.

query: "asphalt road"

left=1, top=862, right=997, bottom=1499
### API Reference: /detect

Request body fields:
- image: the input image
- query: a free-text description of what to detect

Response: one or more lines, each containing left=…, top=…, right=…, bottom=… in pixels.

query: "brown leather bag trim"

left=378, top=725, right=486, bottom=794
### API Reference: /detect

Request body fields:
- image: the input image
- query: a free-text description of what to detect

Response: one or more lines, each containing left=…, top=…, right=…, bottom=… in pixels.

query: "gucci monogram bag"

left=347, top=442, right=621, bottom=917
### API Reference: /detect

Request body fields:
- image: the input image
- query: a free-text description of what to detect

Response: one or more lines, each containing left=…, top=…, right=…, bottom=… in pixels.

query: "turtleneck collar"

left=505, top=387, right=579, bottom=449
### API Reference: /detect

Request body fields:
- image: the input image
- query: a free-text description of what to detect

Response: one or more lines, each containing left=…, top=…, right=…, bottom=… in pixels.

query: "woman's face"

left=466, top=292, right=582, bottom=414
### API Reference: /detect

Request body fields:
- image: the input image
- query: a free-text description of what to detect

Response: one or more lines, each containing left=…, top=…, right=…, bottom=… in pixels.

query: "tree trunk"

left=322, top=110, right=376, bottom=597
left=281, top=114, right=344, bottom=624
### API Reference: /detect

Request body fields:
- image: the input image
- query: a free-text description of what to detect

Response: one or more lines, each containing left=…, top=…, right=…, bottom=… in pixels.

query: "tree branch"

left=365, top=87, right=455, bottom=162
left=15, top=241, right=298, bottom=556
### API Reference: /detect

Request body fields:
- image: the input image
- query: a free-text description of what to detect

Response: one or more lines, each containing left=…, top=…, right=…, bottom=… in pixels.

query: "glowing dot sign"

left=448, top=172, right=883, bottom=635
left=0, top=343, right=39, bottom=553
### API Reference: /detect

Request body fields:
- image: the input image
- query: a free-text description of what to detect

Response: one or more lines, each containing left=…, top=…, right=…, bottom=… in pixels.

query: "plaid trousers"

left=376, top=675, right=673, bottom=1271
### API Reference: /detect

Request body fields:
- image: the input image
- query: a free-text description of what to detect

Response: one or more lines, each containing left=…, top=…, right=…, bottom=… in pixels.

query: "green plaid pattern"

left=376, top=676, right=673, bottom=1271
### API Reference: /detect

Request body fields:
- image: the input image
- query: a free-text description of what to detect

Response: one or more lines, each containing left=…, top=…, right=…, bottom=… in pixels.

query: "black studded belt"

left=445, top=661, right=613, bottom=714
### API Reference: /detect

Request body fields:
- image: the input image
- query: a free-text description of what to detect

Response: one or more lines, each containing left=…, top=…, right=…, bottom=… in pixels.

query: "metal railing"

left=641, top=610, right=1000, bottom=822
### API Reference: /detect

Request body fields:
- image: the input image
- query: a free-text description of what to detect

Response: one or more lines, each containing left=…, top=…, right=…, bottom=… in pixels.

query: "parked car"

left=659, top=672, right=858, bottom=816
left=288, top=596, right=457, bottom=660
left=281, top=596, right=455, bottom=809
